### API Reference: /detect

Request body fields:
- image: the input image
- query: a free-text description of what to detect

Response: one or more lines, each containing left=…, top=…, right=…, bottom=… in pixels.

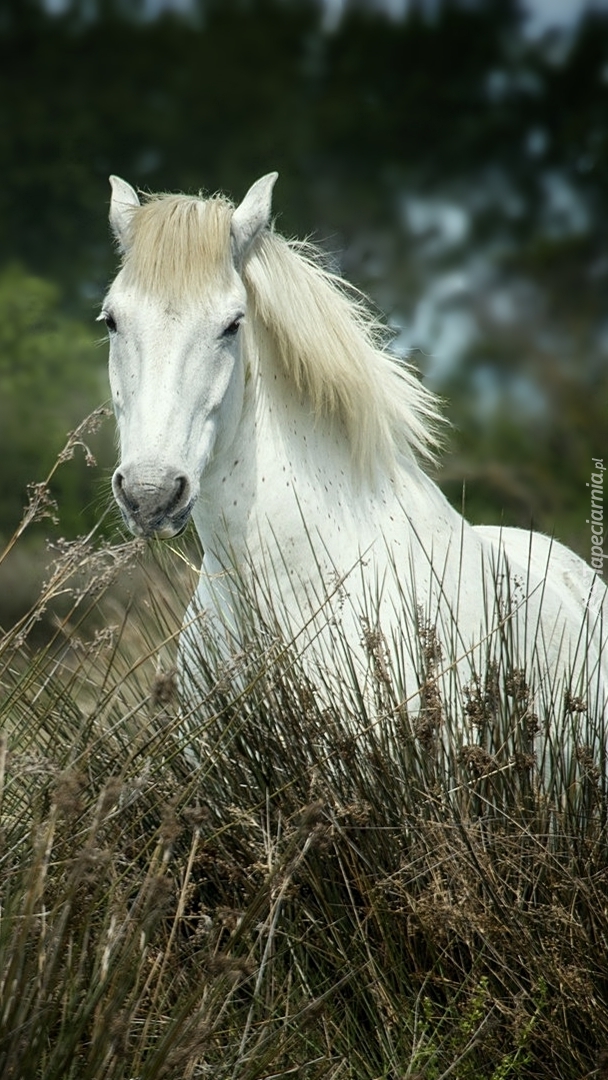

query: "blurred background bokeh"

left=1, top=0, right=607, bottom=622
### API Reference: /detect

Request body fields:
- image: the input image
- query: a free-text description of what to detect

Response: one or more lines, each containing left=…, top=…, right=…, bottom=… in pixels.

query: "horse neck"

left=193, top=353, right=348, bottom=553
left=192, top=344, right=454, bottom=579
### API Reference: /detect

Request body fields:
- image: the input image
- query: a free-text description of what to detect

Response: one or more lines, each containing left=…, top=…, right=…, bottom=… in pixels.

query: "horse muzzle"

left=112, top=464, right=194, bottom=539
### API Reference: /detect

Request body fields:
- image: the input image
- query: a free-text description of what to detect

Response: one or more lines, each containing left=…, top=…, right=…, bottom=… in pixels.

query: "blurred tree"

left=0, top=266, right=111, bottom=539
left=0, top=0, right=606, bottom=557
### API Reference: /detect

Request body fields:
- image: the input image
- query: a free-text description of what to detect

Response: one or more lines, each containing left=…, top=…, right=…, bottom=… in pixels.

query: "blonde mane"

left=244, top=232, right=442, bottom=475
left=120, top=194, right=235, bottom=298
left=120, top=191, right=443, bottom=476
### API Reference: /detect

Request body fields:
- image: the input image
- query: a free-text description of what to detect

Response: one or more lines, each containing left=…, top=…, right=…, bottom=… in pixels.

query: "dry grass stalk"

left=0, top=435, right=607, bottom=1078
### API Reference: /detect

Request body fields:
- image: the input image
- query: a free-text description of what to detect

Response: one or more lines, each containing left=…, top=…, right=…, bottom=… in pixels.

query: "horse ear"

left=231, top=172, right=278, bottom=264
left=109, top=175, right=140, bottom=251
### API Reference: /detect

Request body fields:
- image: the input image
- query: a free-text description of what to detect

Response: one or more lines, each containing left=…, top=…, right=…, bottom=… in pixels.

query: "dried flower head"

left=460, top=745, right=497, bottom=777
left=206, top=953, right=255, bottom=983
left=57, top=405, right=112, bottom=465
left=52, top=768, right=86, bottom=818
left=151, top=665, right=177, bottom=709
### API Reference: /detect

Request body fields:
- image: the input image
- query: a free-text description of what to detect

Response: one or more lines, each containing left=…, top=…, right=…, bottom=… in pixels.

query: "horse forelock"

left=121, top=194, right=235, bottom=300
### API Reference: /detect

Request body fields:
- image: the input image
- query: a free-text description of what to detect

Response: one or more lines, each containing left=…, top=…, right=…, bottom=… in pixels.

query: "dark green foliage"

left=0, top=0, right=606, bottom=583
left=0, top=266, right=113, bottom=540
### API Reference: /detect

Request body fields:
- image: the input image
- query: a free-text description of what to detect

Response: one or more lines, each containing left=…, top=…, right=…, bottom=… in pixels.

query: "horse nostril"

left=169, top=474, right=190, bottom=513
left=113, top=469, right=139, bottom=513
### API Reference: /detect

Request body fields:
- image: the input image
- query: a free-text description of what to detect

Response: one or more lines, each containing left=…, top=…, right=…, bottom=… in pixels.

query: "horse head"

left=102, top=172, right=277, bottom=538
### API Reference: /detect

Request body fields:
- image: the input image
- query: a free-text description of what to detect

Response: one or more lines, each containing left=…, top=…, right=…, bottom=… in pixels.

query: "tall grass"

left=1, top=424, right=607, bottom=1079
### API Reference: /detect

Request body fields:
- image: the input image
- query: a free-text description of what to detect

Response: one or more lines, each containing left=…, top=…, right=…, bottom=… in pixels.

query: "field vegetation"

left=0, top=433, right=607, bottom=1079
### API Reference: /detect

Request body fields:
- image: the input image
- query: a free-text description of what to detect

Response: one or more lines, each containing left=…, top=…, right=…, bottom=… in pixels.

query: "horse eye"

left=103, top=312, right=117, bottom=334
left=222, top=316, right=243, bottom=339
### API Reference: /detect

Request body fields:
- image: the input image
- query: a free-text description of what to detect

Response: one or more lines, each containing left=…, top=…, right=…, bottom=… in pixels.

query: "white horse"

left=101, top=172, right=607, bottom=730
